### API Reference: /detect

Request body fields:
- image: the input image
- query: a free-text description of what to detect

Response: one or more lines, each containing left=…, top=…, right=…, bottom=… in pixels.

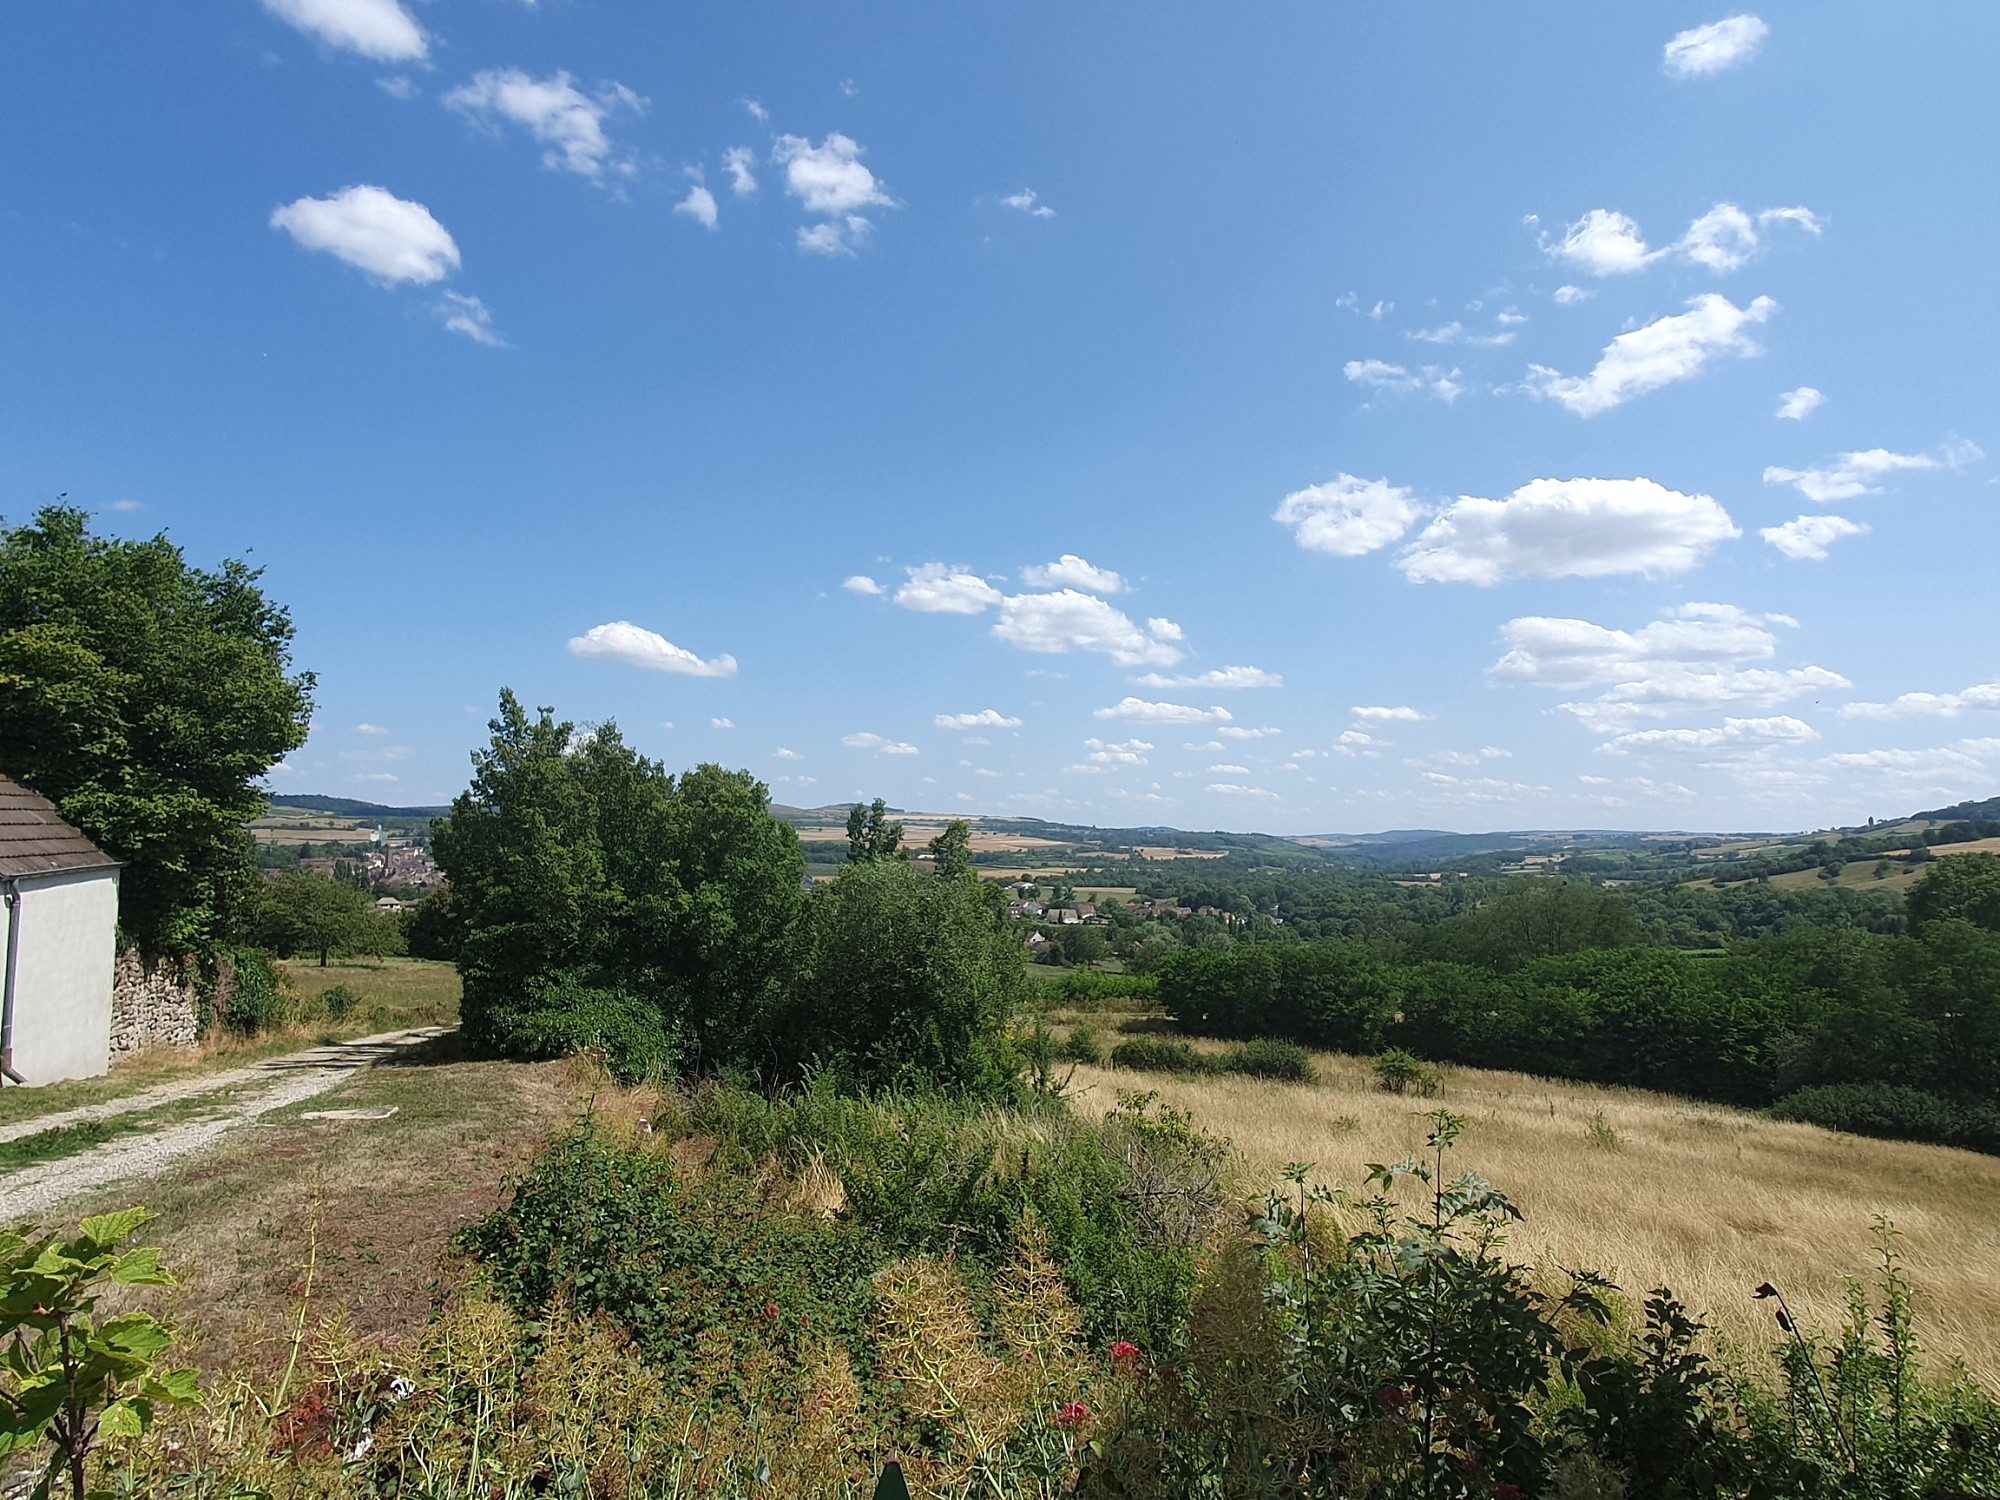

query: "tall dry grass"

left=1064, top=1047, right=2000, bottom=1391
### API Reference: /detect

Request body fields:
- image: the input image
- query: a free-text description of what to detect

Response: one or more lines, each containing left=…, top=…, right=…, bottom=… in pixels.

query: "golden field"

left=1062, top=1044, right=2000, bottom=1391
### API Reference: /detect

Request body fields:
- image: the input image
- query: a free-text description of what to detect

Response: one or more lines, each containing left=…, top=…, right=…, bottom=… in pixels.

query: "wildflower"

left=1055, top=1400, right=1092, bottom=1431
left=1374, top=1386, right=1411, bottom=1411
left=1109, top=1340, right=1141, bottom=1364
left=764, top=1301, right=780, bottom=1319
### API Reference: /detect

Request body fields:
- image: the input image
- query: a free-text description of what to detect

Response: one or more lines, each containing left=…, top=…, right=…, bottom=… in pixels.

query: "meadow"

left=1061, top=1032, right=2000, bottom=1390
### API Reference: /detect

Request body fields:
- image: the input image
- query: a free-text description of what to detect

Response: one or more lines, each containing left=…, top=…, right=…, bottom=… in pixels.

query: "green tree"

left=845, top=797, right=904, bottom=863
left=926, top=817, right=973, bottom=879
left=0, top=506, right=313, bottom=954
left=1905, top=853, right=2000, bottom=932
left=255, top=871, right=374, bottom=966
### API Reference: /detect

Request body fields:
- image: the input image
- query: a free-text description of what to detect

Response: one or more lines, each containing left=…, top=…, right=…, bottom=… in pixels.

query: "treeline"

left=1156, top=862, right=2000, bottom=1153
left=429, top=693, right=1023, bottom=1090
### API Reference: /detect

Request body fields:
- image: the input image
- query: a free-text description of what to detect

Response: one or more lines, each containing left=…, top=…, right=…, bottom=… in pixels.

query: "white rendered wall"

left=5, top=867, right=118, bottom=1085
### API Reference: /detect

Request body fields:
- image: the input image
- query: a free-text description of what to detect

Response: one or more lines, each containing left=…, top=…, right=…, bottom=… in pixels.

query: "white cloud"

left=1602, top=715, right=1817, bottom=755
left=1664, top=14, right=1770, bottom=78
left=1527, top=294, right=1776, bottom=416
left=1761, top=514, right=1867, bottom=561
left=1217, top=725, right=1281, bottom=740
left=843, top=732, right=919, bottom=756
left=436, top=291, right=505, bottom=346
left=1844, top=682, right=2000, bottom=720
left=1553, top=284, right=1593, bottom=305
left=797, top=217, right=873, bottom=256
left=1080, top=737, right=1153, bottom=769
left=894, top=563, right=1004, bottom=614
left=376, top=75, right=417, bottom=101
left=1407, top=321, right=1515, bottom=348
left=1020, top=555, right=1125, bottom=593
left=993, top=591, right=1185, bottom=667
left=1093, top=698, right=1231, bottom=726
left=1545, top=209, right=1660, bottom=276
left=1823, top=743, right=1998, bottom=780
left=1274, top=474, right=1426, bottom=557
left=567, top=621, right=738, bottom=677
left=1416, top=774, right=1549, bottom=806
left=1400, top=477, right=1738, bottom=585
left=1002, top=189, right=1056, bottom=219
left=262, top=0, right=426, bottom=62
left=722, top=147, right=757, bottom=197
left=1207, top=762, right=1250, bottom=774
left=1493, top=602, right=1846, bottom=731
left=1352, top=705, right=1427, bottom=724
left=445, top=70, right=643, bottom=179
left=1342, top=360, right=1463, bottom=403
left=270, top=185, right=460, bottom=285
left=1339, top=730, right=1380, bottom=747
left=1764, top=440, right=1982, bottom=503
left=354, top=772, right=400, bottom=783
left=934, top=709, right=1023, bottom=730
left=775, top=748, right=803, bottom=760
left=674, top=184, right=719, bottom=230
left=356, top=723, right=389, bottom=735
left=741, top=98, right=769, bottom=122
left=774, top=133, right=893, bottom=215
left=711, top=717, right=735, bottom=730
left=1133, top=665, right=1283, bottom=691
left=1207, top=783, right=1278, bottom=800
left=843, top=574, right=884, bottom=595
left=1776, top=386, right=1825, bottom=420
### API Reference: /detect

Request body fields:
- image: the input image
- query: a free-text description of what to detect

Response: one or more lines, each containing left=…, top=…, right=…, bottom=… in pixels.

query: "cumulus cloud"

left=1020, top=555, right=1124, bottom=593
left=1400, top=477, right=1738, bottom=585
left=1274, top=474, right=1426, bottom=557
left=674, top=183, right=719, bottom=230
left=796, top=217, right=875, bottom=256
left=445, top=70, right=643, bottom=179
left=1664, top=14, right=1770, bottom=78
left=722, top=147, right=757, bottom=197
left=1342, top=360, right=1464, bottom=403
left=262, top=0, right=426, bottom=62
left=567, top=621, right=738, bottom=677
left=1208, top=783, right=1278, bottom=800
left=843, top=574, right=884, bottom=595
left=1844, top=682, right=2000, bottom=720
left=1762, top=514, right=1867, bottom=561
left=1133, top=665, right=1283, bottom=691
left=842, top=732, right=919, bottom=756
left=1542, top=204, right=1817, bottom=279
left=774, top=134, right=893, bottom=246
left=1353, top=705, right=1428, bottom=724
left=1764, top=439, right=1982, bottom=502
left=1776, top=386, right=1825, bottom=420
left=1602, top=715, right=1817, bottom=755
left=1207, top=763, right=1250, bottom=775
left=1407, top=321, right=1515, bottom=348
left=894, top=563, right=1004, bottom=614
left=1217, top=725, right=1282, bottom=741
left=993, top=592, right=1185, bottom=667
left=1082, top=737, right=1153, bottom=768
left=1093, top=698, right=1232, bottom=726
left=1493, top=602, right=1845, bottom=730
left=710, top=717, right=735, bottom=729
left=270, top=185, right=460, bottom=285
left=436, top=291, right=505, bottom=346
left=1527, top=295, right=1776, bottom=415
left=1002, top=189, right=1056, bottom=219
left=775, top=748, right=803, bottom=760
left=1553, top=284, right=1593, bottom=305
left=935, top=709, right=1023, bottom=730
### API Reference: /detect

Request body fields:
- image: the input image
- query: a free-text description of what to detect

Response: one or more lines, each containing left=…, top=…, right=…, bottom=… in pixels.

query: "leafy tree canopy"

left=0, top=506, right=314, bottom=953
left=1905, top=853, right=2000, bottom=933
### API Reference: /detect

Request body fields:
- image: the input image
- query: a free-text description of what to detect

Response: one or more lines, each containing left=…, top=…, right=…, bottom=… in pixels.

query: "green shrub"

left=1374, top=1047, right=1442, bottom=1096
left=1224, top=1037, right=1317, bottom=1083
left=1111, top=1037, right=1220, bottom=1075
left=319, top=983, right=358, bottom=1021
left=215, top=948, right=287, bottom=1037
left=1769, top=1083, right=2000, bottom=1155
left=1044, top=970, right=1159, bottom=1008
left=1059, top=1025, right=1105, bottom=1065
left=485, top=973, right=681, bottom=1082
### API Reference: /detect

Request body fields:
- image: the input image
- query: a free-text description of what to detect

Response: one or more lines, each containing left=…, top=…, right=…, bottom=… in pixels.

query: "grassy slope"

left=1063, top=1042, right=2000, bottom=1391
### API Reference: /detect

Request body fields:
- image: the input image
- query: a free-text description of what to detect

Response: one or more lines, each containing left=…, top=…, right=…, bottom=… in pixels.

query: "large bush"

left=1769, top=1083, right=2000, bottom=1154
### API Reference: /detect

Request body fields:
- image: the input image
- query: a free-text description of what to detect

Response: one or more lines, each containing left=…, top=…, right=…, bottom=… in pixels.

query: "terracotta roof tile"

left=0, top=776, right=120, bottom=879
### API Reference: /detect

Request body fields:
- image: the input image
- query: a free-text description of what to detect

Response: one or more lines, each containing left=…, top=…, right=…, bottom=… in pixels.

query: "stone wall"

left=109, top=948, right=203, bottom=1055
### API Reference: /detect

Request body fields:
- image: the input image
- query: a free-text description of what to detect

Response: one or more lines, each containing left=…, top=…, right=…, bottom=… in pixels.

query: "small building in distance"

left=0, top=775, right=121, bottom=1085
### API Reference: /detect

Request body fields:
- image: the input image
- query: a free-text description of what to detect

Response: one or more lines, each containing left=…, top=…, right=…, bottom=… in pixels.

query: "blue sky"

left=5, top=3, right=1996, bottom=833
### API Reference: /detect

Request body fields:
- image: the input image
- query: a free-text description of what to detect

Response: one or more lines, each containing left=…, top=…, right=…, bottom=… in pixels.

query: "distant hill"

left=267, top=794, right=451, bottom=819
left=1914, top=796, right=2000, bottom=824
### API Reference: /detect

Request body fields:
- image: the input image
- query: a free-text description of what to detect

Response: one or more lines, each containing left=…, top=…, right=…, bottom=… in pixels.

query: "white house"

left=0, top=776, right=120, bottom=1085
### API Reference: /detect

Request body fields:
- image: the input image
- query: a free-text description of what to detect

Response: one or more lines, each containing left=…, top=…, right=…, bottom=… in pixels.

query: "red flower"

left=1110, top=1341, right=1142, bottom=1364
left=1374, top=1386, right=1411, bottom=1411
left=1055, top=1400, right=1093, bottom=1431
left=763, top=1302, right=780, bottom=1319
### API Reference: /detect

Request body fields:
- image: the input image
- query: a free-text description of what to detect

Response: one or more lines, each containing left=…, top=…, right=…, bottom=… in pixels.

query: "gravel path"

left=0, top=1028, right=451, bottom=1222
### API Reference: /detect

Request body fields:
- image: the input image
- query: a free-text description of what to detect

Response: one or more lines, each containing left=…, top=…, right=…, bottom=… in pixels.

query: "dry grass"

left=1064, top=1047, right=2000, bottom=1391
